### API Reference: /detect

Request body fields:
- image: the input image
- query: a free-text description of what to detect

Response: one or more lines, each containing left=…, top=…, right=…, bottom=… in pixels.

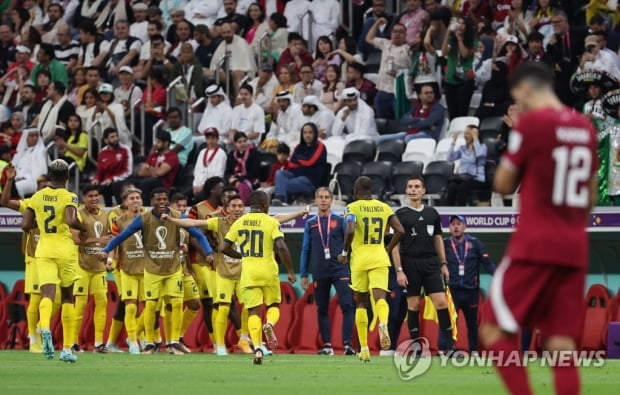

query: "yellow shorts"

left=24, top=257, right=40, bottom=294
left=111, top=266, right=122, bottom=296
left=120, top=271, right=144, bottom=301
left=350, top=266, right=389, bottom=294
left=73, top=266, right=107, bottom=296
left=192, top=263, right=215, bottom=299
left=215, top=275, right=241, bottom=304
left=144, top=269, right=183, bottom=300
left=183, top=275, right=200, bottom=301
left=36, top=256, right=77, bottom=288
left=241, top=283, right=281, bottom=309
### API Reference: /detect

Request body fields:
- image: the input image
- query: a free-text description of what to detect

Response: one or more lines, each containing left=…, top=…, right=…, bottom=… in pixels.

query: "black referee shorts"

left=401, top=256, right=444, bottom=297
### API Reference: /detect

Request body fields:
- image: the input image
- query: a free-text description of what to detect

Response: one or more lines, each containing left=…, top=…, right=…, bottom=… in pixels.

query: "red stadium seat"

left=273, top=282, right=297, bottom=352
left=288, top=286, right=320, bottom=353
left=0, top=280, right=8, bottom=300
left=182, top=305, right=204, bottom=351
left=581, top=284, right=611, bottom=351
left=2, top=280, right=28, bottom=349
left=102, top=281, right=128, bottom=350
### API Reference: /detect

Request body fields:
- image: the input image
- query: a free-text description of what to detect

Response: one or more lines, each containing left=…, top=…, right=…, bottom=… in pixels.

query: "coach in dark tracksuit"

left=441, top=215, right=495, bottom=353
left=300, top=187, right=355, bottom=356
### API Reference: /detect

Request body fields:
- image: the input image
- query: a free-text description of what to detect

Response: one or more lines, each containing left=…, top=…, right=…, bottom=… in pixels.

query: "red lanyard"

left=316, top=213, right=331, bottom=248
left=203, top=146, right=219, bottom=167
left=450, top=237, right=469, bottom=274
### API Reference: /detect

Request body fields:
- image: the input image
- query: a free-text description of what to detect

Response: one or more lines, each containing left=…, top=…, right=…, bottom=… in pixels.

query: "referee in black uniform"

left=391, top=176, right=455, bottom=354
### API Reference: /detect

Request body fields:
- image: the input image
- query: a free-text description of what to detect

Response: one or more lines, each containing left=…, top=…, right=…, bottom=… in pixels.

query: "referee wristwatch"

left=395, top=267, right=403, bottom=272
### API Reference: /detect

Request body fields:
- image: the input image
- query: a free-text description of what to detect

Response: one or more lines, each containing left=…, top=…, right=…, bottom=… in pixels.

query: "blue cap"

left=450, top=215, right=466, bottom=223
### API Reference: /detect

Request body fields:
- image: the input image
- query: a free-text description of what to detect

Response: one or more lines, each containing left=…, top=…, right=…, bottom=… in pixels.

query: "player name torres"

left=42, top=195, right=58, bottom=202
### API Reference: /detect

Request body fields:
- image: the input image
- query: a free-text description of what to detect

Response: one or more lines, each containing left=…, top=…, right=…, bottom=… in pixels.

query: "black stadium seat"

left=375, top=118, right=389, bottom=135
left=332, top=161, right=362, bottom=200
left=424, top=161, right=454, bottom=177
left=361, top=161, right=393, bottom=199
left=342, top=139, right=375, bottom=164
left=480, top=116, right=504, bottom=139
left=391, top=161, right=424, bottom=195
left=377, top=139, right=405, bottom=164
left=258, top=152, right=277, bottom=182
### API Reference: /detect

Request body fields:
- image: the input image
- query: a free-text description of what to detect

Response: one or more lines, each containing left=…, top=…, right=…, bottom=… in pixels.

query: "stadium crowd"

left=0, top=0, right=617, bottom=206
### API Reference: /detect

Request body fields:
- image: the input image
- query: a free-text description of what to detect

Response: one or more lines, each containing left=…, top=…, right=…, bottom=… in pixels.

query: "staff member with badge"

left=442, top=215, right=495, bottom=354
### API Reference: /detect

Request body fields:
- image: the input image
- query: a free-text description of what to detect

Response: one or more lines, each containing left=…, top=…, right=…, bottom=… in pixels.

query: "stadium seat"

left=424, top=161, right=455, bottom=178
left=332, top=161, right=362, bottom=200
left=288, top=286, right=321, bottom=354
left=438, top=117, right=450, bottom=140
left=377, top=139, right=405, bottom=164
left=272, top=282, right=297, bottom=353
left=402, top=138, right=436, bottom=165
left=581, top=284, right=611, bottom=351
left=197, top=320, right=215, bottom=353
left=391, top=161, right=424, bottom=197
left=362, top=161, right=393, bottom=199
left=324, top=137, right=346, bottom=169
left=174, top=165, right=195, bottom=192
left=342, top=139, right=375, bottom=164
left=2, top=280, right=28, bottom=350
left=375, top=118, right=389, bottom=135
left=479, top=116, right=504, bottom=139
left=181, top=305, right=204, bottom=351
left=385, top=119, right=405, bottom=135
left=258, top=152, right=277, bottom=182
left=447, top=116, right=480, bottom=135
left=364, top=72, right=379, bottom=85
left=0, top=281, right=8, bottom=300
left=483, top=137, right=499, bottom=162
left=422, top=161, right=454, bottom=205
left=434, top=137, right=465, bottom=161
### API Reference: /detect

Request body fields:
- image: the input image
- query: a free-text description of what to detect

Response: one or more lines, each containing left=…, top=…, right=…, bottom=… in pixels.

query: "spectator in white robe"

left=192, top=127, right=228, bottom=195
left=332, top=87, right=378, bottom=143
left=266, top=91, right=302, bottom=149
left=12, top=128, right=48, bottom=198
left=197, top=85, right=233, bottom=143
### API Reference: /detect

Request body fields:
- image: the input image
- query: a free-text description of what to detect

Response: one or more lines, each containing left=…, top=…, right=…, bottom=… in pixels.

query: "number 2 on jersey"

left=551, top=146, right=592, bottom=208
left=362, top=217, right=384, bottom=244
left=238, top=230, right=265, bottom=257
left=43, top=205, right=57, bottom=233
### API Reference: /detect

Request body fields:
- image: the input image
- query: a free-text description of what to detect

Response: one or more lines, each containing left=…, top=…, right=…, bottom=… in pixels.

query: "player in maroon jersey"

left=479, top=62, right=598, bottom=395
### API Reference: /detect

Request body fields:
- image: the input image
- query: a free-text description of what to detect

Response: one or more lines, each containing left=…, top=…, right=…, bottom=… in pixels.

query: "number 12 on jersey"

left=551, top=146, right=592, bottom=208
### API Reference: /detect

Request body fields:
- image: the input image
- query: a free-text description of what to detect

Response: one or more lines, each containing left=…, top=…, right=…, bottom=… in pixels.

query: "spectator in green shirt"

left=30, top=43, right=68, bottom=88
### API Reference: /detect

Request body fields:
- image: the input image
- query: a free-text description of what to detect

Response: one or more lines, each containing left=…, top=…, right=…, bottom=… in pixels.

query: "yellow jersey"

left=27, top=186, right=79, bottom=260
left=345, top=199, right=394, bottom=270
left=224, top=212, right=283, bottom=287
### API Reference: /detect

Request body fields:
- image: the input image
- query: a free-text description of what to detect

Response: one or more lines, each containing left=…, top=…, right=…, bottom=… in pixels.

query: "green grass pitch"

left=1, top=351, right=619, bottom=394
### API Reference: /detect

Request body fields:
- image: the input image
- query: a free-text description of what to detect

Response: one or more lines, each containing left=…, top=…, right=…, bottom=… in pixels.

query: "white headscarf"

left=12, top=128, right=49, bottom=197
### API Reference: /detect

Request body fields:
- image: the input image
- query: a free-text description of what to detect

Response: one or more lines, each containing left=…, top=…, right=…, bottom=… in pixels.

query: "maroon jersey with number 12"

left=502, top=106, right=598, bottom=269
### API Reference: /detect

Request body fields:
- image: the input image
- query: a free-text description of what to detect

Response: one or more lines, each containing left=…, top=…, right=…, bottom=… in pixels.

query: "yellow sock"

left=93, top=293, right=107, bottom=345
left=240, top=307, right=249, bottom=335
left=38, top=297, right=53, bottom=330
left=73, top=295, right=88, bottom=346
left=375, top=298, right=389, bottom=325
left=136, top=312, right=145, bottom=338
left=125, top=303, right=138, bottom=342
left=181, top=307, right=199, bottom=338
left=61, top=303, right=75, bottom=349
left=27, top=294, right=41, bottom=336
left=211, top=305, right=219, bottom=343
left=108, top=319, right=123, bottom=344
left=170, top=298, right=183, bottom=343
left=355, top=308, right=369, bottom=348
left=215, top=304, right=230, bottom=347
left=266, top=306, right=280, bottom=326
left=144, top=300, right=157, bottom=343
left=248, top=314, right=262, bottom=348
left=163, top=307, right=172, bottom=344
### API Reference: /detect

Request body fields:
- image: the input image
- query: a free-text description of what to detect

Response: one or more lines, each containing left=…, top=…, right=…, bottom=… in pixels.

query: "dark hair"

left=170, top=192, right=188, bottom=203
left=347, top=62, right=365, bottom=75
left=47, top=3, right=64, bottom=16
left=276, top=142, right=290, bottom=155
left=150, top=33, right=165, bottom=43
left=51, top=81, right=66, bottom=95
left=270, top=13, right=287, bottom=29
left=408, top=175, right=426, bottom=188
left=314, top=35, right=333, bottom=59
left=48, top=160, right=69, bottom=182
left=340, top=36, right=357, bottom=55
left=148, top=20, right=163, bottom=31
left=324, top=64, right=341, bottom=90
left=508, top=61, right=554, bottom=91
left=79, top=20, right=97, bottom=36
left=247, top=2, right=265, bottom=23
left=151, top=187, right=168, bottom=199
left=234, top=131, right=248, bottom=142
left=239, top=84, right=253, bottom=95
left=299, top=122, right=318, bottom=145
left=299, top=63, right=313, bottom=73
left=82, top=184, right=100, bottom=195
left=203, top=176, right=224, bottom=197
left=449, top=17, right=475, bottom=56
left=248, top=190, right=268, bottom=209
left=86, top=65, right=100, bottom=74
left=67, top=114, right=84, bottom=144
left=39, top=43, right=55, bottom=58
left=36, top=69, right=52, bottom=81
left=103, top=127, right=118, bottom=140
left=226, top=194, right=244, bottom=206
left=26, top=25, right=41, bottom=48
left=166, top=107, right=182, bottom=118
left=222, top=185, right=238, bottom=195
left=83, top=88, right=99, bottom=103
left=287, top=32, right=303, bottom=44
left=354, top=176, right=373, bottom=196
left=155, top=130, right=172, bottom=143
left=149, top=69, right=166, bottom=85
left=589, top=14, right=605, bottom=26
left=13, top=8, right=30, bottom=32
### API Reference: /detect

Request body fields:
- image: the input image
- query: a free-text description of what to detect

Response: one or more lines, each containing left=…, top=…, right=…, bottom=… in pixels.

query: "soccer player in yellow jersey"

left=72, top=185, right=112, bottom=353
left=1, top=165, right=52, bottom=353
left=337, top=176, right=404, bottom=363
left=222, top=191, right=296, bottom=365
left=21, top=159, right=86, bottom=362
left=168, top=193, right=201, bottom=354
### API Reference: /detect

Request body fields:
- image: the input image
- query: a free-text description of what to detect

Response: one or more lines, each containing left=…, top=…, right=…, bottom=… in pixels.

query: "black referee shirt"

left=395, top=205, right=442, bottom=259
